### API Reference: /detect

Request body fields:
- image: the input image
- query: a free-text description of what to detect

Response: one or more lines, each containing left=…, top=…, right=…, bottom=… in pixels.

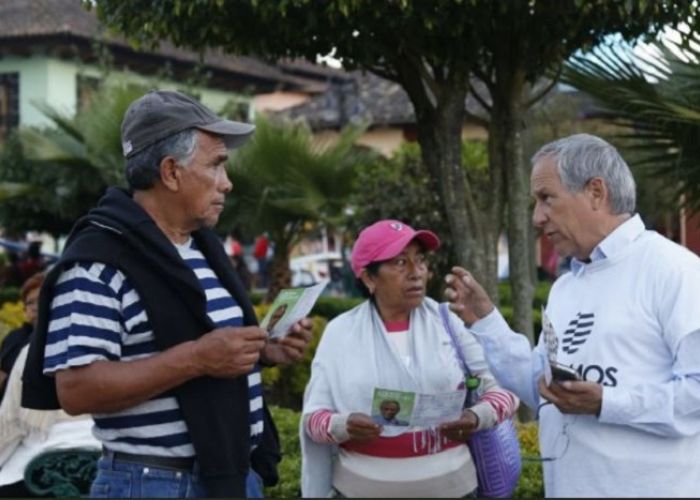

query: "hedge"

left=0, top=286, right=20, bottom=305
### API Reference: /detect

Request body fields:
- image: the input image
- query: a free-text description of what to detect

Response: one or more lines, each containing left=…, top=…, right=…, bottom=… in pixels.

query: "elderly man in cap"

left=22, top=90, right=313, bottom=498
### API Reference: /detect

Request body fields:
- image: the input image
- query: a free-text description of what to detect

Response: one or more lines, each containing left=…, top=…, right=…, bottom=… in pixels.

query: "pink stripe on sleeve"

left=305, top=409, right=336, bottom=444
left=479, top=389, right=519, bottom=423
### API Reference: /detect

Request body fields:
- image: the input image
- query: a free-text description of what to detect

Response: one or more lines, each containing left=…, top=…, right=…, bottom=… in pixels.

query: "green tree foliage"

left=561, top=32, right=700, bottom=215
left=225, top=116, right=373, bottom=301
left=0, top=180, right=31, bottom=202
left=0, top=133, right=72, bottom=238
left=89, top=0, right=695, bottom=341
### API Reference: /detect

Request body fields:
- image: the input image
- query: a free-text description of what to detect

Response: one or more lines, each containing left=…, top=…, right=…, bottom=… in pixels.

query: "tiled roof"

left=0, top=0, right=322, bottom=91
left=276, top=70, right=489, bottom=130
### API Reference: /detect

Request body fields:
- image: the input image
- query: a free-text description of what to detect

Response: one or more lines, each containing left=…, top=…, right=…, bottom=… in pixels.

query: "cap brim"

left=413, top=230, right=441, bottom=251
left=198, top=120, right=255, bottom=149
left=372, top=229, right=441, bottom=264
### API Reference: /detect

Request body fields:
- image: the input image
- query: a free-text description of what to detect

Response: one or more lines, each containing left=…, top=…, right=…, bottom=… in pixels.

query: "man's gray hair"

left=125, top=128, right=198, bottom=190
left=531, top=133, right=636, bottom=214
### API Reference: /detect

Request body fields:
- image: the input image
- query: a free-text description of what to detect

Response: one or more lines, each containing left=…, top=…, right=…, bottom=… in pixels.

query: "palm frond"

left=224, top=115, right=373, bottom=239
left=0, top=182, right=33, bottom=200
left=562, top=33, right=700, bottom=213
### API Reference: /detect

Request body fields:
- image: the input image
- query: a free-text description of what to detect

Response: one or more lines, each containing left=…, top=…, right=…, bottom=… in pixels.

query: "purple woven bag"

left=439, top=304, right=522, bottom=497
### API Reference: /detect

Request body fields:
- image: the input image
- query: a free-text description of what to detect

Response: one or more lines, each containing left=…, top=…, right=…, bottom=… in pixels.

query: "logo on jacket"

left=561, top=312, right=594, bottom=354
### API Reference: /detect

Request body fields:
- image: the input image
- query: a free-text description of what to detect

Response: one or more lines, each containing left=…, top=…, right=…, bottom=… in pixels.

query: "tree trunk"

left=491, top=75, right=535, bottom=346
left=264, top=239, right=292, bottom=303
left=412, top=84, right=500, bottom=300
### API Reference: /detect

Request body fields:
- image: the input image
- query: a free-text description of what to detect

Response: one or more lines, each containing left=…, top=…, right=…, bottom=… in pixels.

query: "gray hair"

left=125, top=128, right=198, bottom=190
left=531, top=133, right=636, bottom=214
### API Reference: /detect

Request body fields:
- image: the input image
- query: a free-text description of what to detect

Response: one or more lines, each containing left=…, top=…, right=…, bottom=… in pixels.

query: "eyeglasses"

left=382, top=252, right=428, bottom=272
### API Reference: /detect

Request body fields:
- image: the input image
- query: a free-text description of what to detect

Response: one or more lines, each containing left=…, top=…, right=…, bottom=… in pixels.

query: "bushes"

left=265, top=406, right=302, bottom=498
left=514, top=421, right=545, bottom=498
left=310, top=296, right=362, bottom=321
left=0, top=299, right=25, bottom=344
left=265, top=405, right=545, bottom=498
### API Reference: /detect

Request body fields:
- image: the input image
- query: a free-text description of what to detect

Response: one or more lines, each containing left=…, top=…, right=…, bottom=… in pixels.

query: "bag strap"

left=439, top=303, right=473, bottom=378
left=440, top=303, right=484, bottom=407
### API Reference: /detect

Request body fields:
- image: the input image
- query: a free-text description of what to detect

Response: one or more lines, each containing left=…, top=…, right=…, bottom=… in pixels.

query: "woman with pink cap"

left=300, top=220, right=519, bottom=497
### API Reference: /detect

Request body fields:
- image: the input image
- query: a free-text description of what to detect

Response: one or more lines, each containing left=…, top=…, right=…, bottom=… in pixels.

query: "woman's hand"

left=439, top=409, right=479, bottom=442
left=346, top=412, right=382, bottom=443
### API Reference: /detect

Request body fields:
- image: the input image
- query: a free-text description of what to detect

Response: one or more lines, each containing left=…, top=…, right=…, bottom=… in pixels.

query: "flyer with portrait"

left=371, top=387, right=465, bottom=433
left=260, top=281, right=328, bottom=339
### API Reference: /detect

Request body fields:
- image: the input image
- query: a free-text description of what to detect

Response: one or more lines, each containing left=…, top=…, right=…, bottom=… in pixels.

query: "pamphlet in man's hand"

left=259, top=281, right=328, bottom=339
left=541, top=307, right=557, bottom=386
left=541, top=307, right=582, bottom=384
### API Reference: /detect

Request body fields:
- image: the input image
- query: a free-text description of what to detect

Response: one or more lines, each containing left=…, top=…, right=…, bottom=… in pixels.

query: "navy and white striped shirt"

left=44, top=239, right=263, bottom=457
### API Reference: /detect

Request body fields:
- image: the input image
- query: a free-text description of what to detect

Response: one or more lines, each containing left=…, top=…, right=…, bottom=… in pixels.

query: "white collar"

left=570, top=214, right=645, bottom=275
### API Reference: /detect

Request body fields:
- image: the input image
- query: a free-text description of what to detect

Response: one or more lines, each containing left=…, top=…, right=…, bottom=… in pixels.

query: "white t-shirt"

left=472, top=215, right=700, bottom=497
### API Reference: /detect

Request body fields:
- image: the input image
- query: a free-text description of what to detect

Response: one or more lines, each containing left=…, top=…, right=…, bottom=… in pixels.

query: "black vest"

left=22, top=187, right=280, bottom=497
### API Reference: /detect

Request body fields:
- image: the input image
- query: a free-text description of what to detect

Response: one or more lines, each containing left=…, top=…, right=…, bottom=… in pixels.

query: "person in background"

left=253, top=233, right=270, bottom=288
left=445, top=133, right=700, bottom=497
left=0, top=344, right=100, bottom=497
left=0, top=272, right=44, bottom=403
left=1, top=252, right=24, bottom=288
left=230, top=236, right=253, bottom=292
left=301, top=219, right=518, bottom=498
left=22, top=90, right=313, bottom=498
left=18, top=242, right=45, bottom=283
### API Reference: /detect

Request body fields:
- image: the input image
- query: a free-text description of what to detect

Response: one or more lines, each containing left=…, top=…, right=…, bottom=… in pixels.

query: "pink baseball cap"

left=350, top=220, right=441, bottom=277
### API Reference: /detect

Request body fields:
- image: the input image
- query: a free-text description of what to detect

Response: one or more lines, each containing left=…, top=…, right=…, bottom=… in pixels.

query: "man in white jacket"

left=445, top=133, right=700, bottom=497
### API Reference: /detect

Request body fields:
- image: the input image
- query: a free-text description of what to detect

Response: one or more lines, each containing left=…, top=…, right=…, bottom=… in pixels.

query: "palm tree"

left=561, top=32, right=700, bottom=214
left=0, top=84, right=144, bottom=239
left=0, top=182, right=31, bottom=200
left=224, top=116, right=372, bottom=302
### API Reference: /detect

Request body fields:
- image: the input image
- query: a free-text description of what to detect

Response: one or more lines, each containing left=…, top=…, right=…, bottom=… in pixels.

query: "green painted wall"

left=0, top=55, right=250, bottom=128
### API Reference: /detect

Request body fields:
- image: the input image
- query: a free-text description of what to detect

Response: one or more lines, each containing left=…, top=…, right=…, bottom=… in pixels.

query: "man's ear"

left=585, top=177, right=608, bottom=211
left=160, top=156, right=180, bottom=191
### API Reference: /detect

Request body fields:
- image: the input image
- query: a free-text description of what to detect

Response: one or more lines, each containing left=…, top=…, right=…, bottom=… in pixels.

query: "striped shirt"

left=44, top=239, right=263, bottom=457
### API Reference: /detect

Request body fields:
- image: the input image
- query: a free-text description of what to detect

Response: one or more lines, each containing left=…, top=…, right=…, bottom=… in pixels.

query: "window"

left=0, top=73, right=19, bottom=144
left=76, top=75, right=101, bottom=113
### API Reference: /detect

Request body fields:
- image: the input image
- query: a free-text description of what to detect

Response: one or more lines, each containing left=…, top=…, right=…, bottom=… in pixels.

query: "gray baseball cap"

left=120, top=90, right=255, bottom=158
